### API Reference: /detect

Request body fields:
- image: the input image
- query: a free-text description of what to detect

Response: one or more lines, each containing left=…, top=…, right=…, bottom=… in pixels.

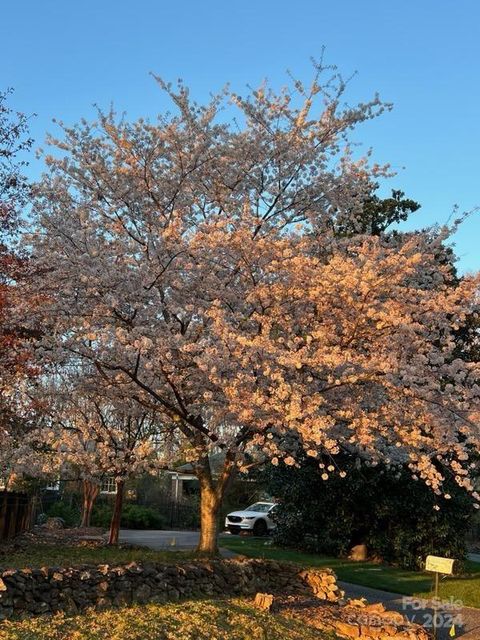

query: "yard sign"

left=425, top=555, right=456, bottom=639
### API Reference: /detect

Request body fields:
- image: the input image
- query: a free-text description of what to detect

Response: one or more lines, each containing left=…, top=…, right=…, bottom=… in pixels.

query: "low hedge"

left=91, top=503, right=165, bottom=530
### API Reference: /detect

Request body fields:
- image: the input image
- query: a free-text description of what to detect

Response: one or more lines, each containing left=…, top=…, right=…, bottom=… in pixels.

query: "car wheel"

left=253, top=518, right=268, bottom=537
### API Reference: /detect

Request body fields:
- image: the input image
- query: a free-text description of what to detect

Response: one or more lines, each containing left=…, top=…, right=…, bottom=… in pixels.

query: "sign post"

left=425, top=555, right=456, bottom=639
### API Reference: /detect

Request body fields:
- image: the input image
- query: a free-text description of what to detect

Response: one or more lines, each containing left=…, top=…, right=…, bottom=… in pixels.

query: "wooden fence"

left=0, top=491, right=35, bottom=541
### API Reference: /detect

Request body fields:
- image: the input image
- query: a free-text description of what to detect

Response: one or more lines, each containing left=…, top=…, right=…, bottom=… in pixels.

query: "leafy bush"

left=90, top=503, right=114, bottom=529
left=46, top=501, right=80, bottom=527
left=91, top=503, right=165, bottom=530
left=265, top=455, right=475, bottom=570
left=122, top=504, right=165, bottom=529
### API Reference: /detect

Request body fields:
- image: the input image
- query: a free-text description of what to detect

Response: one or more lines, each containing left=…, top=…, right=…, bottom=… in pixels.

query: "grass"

left=0, top=544, right=199, bottom=570
left=0, top=599, right=336, bottom=640
left=221, top=537, right=480, bottom=609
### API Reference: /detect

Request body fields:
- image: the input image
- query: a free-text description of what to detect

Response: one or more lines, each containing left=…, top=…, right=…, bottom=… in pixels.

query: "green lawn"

left=221, top=537, right=480, bottom=608
left=0, top=544, right=198, bottom=570
left=0, top=599, right=335, bottom=640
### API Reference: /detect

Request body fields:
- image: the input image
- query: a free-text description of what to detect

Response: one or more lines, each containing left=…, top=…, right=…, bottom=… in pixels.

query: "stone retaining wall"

left=0, top=559, right=433, bottom=637
left=0, top=558, right=338, bottom=620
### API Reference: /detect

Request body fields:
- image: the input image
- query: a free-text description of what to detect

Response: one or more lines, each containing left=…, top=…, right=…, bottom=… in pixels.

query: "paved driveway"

left=119, top=529, right=237, bottom=556
left=120, top=529, right=201, bottom=549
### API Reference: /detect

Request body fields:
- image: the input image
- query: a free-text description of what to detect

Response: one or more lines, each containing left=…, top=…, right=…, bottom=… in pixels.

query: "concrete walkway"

left=119, top=530, right=480, bottom=638
left=467, top=552, right=480, bottom=564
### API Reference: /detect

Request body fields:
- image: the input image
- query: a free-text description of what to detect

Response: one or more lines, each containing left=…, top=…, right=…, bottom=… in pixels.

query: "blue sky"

left=2, top=0, right=479, bottom=272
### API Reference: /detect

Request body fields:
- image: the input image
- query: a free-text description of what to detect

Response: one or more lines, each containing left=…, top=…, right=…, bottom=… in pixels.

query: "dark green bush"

left=266, top=455, right=475, bottom=570
left=122, top=504, right=165, bottom=529
left=91, top=503, right=165, bottom=530
left=46, top=501, right=80, bottom=527
left=90, top=503, right=113, bottom=529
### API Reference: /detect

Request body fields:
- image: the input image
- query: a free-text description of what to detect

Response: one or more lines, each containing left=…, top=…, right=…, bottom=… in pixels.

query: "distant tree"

left=332, top=187, right=420, bottom=237
left=0, top=89, right=32, bottom=235
left=27, top=371, right=164, bottom=543
left=361, top=188, right=420, bottom=235
left=0, top=89, right=35, bottom=479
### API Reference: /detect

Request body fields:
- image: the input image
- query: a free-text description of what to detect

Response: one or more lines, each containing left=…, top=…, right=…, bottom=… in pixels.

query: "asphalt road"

left=120, top=528, right=201, bottom=549
left=119, top=529, right=480, bottom=638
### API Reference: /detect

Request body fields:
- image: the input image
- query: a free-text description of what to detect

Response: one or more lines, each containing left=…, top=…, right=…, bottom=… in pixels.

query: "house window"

left=100, top=477, right=117, bottom=494
left=45, top=480, right=60, bottom=491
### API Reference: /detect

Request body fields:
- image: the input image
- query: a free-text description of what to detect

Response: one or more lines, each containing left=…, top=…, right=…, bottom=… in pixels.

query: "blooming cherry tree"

left=30, top=65, right=480, bottom=553
left=30, top=373, right=163, bottom=543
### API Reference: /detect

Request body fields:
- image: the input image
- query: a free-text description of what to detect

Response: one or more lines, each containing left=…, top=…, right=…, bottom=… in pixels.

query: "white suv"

left=225, top=502, right=276, bottom=536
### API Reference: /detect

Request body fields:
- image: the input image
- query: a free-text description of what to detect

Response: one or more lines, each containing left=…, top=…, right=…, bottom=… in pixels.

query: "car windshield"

left=246, top=503, right=273, bottom=513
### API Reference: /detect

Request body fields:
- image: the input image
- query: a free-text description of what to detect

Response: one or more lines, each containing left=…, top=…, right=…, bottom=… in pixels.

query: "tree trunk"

left=108, top=479, right=125, bottom=545
left=80, top=480, right=99, bottom=528
left=195, top=453, right=237, bottom=555
left=197, top=482, right=221, bottom=555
